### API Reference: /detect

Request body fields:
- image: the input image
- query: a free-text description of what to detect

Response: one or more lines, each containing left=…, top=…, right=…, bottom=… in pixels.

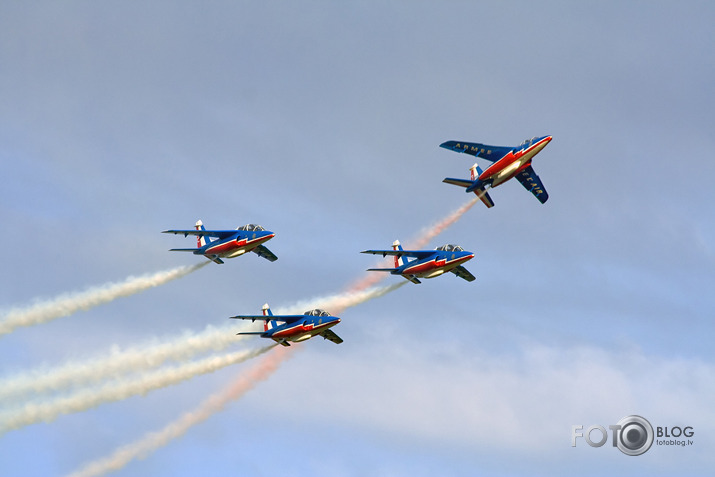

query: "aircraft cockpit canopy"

left=436, top=244, right=464, bottom=252
left=519, top=137, right=539, bottom=148
left=304, top=309, right=332, bottom=317
left=237, top=224, right=265, bottom=232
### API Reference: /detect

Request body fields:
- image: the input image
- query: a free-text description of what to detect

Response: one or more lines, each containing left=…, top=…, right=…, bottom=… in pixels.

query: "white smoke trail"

left=63, top=282, right=404, bottom=477
left=0, top=283, right=401, bottom=403
left=0, top=327, right=251, bottom=402
left=65, top=200, right=473, bottom=477
left=0, top=262, right=209, bottom=335
left=0, top=344, right=276, bottom=434
left=66, top=347, right=291, bottom=477
left=0, top=283, right=403, bottom=433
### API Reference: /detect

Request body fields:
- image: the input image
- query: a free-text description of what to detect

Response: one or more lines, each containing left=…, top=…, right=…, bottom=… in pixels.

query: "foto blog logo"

left=571, top=415, right=695, bottom=456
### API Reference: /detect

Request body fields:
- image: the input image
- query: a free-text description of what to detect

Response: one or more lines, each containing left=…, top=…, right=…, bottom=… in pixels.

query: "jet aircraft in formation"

left=163, top=220, right=277, bottom=264
left=231, top=303, right=343, bottom=347
left=441, top=135, right=552, bottom=208
left=361, top=240, right=475, bottom=284
left=167, top=135, right=552, bottom=345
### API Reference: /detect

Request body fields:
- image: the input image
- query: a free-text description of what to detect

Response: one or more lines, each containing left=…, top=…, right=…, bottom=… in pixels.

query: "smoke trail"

left=0, top=262, right=209, bottom=336
left=66, top=347, right=291, bottom=477
left=273, top=281, right=406, bottom=316
left=0, top=283, right=401, bottom=402
left=407, top=197, right=479, bottom=250
left=1, top=199, right=472, bottom=399
left=63, top=281, right=401, bottom=477
left=65, top=201, right=472, bottom=476
left=0, top=345, right=276, bottom=434
left=0, top=328, right=252, bottom=402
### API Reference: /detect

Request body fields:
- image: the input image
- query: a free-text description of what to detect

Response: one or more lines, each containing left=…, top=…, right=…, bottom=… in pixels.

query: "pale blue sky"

left=1, top=2, right=714, bottom=476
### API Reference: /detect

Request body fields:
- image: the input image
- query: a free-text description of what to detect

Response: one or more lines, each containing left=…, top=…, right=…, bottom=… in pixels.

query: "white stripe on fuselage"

left=492, top=139, right=548, bottom=186
left=271, top=320, right=338, bottom=342
left=403, top=254, right=472, bottom=278
left=206, top=234, right=271, bottom=258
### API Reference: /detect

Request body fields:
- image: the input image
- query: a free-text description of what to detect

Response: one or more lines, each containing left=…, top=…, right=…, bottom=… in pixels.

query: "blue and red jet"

left=163, top=220, right=277, bottom=264
left=441, top=135, right=553, bottom=208
left=362, top=240, right=475, bottom=284
left=231, top=303, right=343, bottom=347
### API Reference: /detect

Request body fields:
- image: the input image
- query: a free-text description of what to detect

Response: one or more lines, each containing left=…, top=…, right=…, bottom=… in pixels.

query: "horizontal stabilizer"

left=474, top=187, right=495, bottom=208
left=443, top=177, right=475, bottom=189
left=404, top=275, right=421, bottom=284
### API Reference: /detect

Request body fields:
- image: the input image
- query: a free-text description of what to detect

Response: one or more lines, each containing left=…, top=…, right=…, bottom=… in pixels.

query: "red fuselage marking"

left=479, top=137, right=550, bottom=184
left=403, top=254, right=473, bottom=276
left=205, top=234, right=273, bottom=256
left=270, top=320, right=339, bottom=339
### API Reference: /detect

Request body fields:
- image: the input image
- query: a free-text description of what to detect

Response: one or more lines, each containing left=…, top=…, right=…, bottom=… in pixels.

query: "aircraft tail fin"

left=195, top=220, right=208, bottom=247
left=443, top=163, right=485, bottom=191
left=470, top=163, right=484, bottom=181
left=392, top=240, right=405, bottom=267
left=262, top=303, right=277, bottom=331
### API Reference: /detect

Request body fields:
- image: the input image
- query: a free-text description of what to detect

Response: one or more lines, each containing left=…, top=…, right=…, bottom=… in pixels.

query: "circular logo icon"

left=615, top=415, right=654, bottom=456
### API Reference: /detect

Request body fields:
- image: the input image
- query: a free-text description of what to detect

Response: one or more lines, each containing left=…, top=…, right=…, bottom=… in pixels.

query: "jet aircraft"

left=163, top=220, right=277, bottom=264
left=361, top=240, right=475, bottom=284
left=231, top=303, right=343, bottom=346
left=441, top=135, right=553, bottom=208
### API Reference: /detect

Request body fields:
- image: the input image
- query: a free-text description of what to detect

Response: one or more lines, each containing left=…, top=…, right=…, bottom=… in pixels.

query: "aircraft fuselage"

left=400, top=252, right=474, bottom=279
left=201, top=232, right=275, bottom=259
left=480, top=136, right=552, bottom=188
left=267, top=317, right=341, bottom=344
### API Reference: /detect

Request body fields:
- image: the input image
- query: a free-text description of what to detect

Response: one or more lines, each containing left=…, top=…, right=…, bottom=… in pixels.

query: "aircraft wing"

left=514, top=165, right=549, bottom=204
left=450, top=265, right=476, bottom=282
left=252, top=245, right=278, bottom=262
left=319, top=329, right=343, bottom=344
left=162, top=229, right=238, bottom=239
left=229, top=314, right=304, bottom=323
left=361, top=249, right=435, bottom=259
left=440, top=140, right=512, bottom=163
